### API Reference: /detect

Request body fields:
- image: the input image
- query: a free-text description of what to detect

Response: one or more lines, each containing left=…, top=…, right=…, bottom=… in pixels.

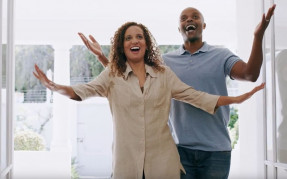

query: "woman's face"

left=123, top=25, right=147, bottom=64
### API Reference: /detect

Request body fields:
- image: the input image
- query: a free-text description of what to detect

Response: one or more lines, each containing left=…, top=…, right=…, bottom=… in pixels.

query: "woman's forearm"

left=51, top=82, right=81, bottom=101
left=216, top=96, right=238, bottom=107
left=98, top=53, right=109, bottom=67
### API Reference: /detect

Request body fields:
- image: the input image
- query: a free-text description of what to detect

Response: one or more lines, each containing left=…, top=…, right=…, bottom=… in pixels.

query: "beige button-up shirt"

left=72, top=63, right=219, bottom=179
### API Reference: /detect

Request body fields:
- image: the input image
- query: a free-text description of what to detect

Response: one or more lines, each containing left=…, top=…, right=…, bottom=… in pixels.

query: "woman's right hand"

left=33, top=64, right=57, bottom=91
left=33, top=64, right=81, bottom=100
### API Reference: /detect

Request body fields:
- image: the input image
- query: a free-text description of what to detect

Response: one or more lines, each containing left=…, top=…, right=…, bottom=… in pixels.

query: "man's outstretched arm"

left=231, top=4, right=276, bottom=82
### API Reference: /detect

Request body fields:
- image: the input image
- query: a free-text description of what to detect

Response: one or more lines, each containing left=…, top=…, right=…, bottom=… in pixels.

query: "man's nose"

left=187, top=17, right=193, bottom=22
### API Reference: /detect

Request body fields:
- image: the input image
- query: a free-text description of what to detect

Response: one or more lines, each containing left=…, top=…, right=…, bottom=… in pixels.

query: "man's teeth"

left=186, top=25, right=196, bottom=31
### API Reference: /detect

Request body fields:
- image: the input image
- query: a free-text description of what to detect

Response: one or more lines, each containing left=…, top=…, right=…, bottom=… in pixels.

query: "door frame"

left=0, top=0, right=14, bottom=178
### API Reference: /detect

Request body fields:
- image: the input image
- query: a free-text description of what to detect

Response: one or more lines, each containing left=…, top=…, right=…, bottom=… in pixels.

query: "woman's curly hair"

left=108, top=22, right=165, bottom=77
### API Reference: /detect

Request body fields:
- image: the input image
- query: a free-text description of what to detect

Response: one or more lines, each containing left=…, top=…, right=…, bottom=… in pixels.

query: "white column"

left=14, top=45, right=72, bottom=179
left=235, top=0, right=265, bottom=178
left=51, top=44, right=72, bottom=152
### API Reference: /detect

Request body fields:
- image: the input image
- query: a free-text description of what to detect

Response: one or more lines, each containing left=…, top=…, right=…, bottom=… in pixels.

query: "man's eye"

left=181, top=17, right=187, bottom=21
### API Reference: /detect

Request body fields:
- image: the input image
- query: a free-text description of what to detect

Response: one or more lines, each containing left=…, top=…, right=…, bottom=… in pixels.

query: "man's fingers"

left=262, top=14, right=268, bottom=24
left=266, top=4, right=276, bottom=21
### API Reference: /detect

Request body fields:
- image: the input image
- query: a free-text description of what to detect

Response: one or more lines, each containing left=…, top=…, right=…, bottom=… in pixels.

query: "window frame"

left=0, top=0, right=14, bottom=178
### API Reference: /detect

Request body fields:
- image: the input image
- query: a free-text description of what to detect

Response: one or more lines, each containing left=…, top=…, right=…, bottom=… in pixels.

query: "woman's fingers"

left=89, top=35, right=97, bottom=43
left=237, top=83, right=265, bottom=104
left=33, top=71, right=39, bottom=79
left=251, top=83, right=265, bottom=94
left=78, top=33, right=91, bottom=49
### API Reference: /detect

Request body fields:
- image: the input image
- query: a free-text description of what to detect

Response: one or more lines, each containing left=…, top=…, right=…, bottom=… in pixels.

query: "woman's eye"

left=125, top=36, right=132, bottom=41
left=137, top=35, right=143, bottom=39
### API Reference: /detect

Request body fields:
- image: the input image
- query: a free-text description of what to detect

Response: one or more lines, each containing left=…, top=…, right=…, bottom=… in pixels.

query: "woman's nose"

left=131, top=39, right=139, bottom=44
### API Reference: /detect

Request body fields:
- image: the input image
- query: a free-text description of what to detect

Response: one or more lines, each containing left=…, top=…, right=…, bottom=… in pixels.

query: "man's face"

left=178, top=7, right=206, bottom=43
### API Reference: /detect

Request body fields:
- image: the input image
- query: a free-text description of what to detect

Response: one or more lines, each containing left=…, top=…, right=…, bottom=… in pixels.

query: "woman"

left=34, top=22, right=264, bottom=179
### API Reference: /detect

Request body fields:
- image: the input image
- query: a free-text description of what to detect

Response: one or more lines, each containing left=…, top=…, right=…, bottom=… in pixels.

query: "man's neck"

left=183, top=41, right=204, bottom=54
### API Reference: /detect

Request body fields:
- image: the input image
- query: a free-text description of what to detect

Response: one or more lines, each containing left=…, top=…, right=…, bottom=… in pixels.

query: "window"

left=0, top=0, right=14, bottom=178
left=263, top=0, right=287, bottom=178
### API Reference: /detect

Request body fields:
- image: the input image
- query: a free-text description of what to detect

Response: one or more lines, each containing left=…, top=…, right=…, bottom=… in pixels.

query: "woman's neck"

left=128, top=60, right=146, bottom=88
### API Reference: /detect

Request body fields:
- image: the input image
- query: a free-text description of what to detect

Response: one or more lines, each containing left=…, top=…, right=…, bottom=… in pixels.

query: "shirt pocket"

left=153, top=83, right=168, bottom=109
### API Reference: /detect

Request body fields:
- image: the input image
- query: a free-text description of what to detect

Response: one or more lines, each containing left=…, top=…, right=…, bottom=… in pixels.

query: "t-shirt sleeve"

left=71, top=68, right=110, bottom=100
left=223, top=49, right=241, bottom=79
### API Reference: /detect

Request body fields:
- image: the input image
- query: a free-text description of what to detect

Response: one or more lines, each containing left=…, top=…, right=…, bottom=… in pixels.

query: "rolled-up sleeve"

left=71, top=68, right=110, bottom=100
left=167, top=67, right=219, bottom=114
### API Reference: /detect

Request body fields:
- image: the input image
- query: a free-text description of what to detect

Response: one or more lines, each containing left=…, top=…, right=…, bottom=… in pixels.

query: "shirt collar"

left=179, top=42, right=209, bottom=55
left=123, top=63, right=133, bottom=79
left=123, top=62, right=158, bottom=80
left=145, top=64, right=158, bottom=78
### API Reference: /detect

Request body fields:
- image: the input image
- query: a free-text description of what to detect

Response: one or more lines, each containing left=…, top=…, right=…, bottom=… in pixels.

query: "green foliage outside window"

left=71, top=157, right=79, bottom=179
left=228, top=106, right=239, bottom=148
left=15, top=45, right=54, bottom=102
left=159, top=45, right=180, bottom=54
left=70, top=45, right=110, bottom=84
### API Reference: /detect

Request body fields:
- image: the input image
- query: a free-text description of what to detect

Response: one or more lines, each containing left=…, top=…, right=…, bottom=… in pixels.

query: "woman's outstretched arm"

left=33, top=64, right=81, bottom=101
left=216, top=83, right=265, bottom=107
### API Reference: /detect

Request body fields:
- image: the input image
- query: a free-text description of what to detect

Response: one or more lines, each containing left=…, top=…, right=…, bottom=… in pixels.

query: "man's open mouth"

left=186, top=24, right=196, bottom=31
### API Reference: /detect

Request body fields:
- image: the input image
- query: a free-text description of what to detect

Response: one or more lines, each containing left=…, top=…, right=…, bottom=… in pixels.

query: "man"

left=78, top=4, right=276, bottom=179
left=162, top=5, right=275, bottom=179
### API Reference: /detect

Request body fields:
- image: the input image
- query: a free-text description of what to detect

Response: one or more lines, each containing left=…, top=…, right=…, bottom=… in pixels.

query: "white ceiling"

left=14, top=0, right=238, bottom=46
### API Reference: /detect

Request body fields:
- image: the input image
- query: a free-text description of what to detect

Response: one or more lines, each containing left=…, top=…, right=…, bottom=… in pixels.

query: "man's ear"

left=203, top=23, right=206, bottom=29
left=178, top=27, right=180, bottom=32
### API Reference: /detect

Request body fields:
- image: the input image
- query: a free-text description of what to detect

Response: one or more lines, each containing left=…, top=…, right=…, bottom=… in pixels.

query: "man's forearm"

left=245, top=36, right=264, bottom=81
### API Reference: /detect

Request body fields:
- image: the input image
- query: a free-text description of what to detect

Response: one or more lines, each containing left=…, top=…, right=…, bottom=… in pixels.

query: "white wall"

left=14, top=0, right=237, bottom=46
left=14, top=151, right=71, bottom=179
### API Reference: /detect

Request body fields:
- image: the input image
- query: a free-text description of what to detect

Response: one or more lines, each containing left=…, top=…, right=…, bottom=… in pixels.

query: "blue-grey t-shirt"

left=163, top=42, right=240, bottom=151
